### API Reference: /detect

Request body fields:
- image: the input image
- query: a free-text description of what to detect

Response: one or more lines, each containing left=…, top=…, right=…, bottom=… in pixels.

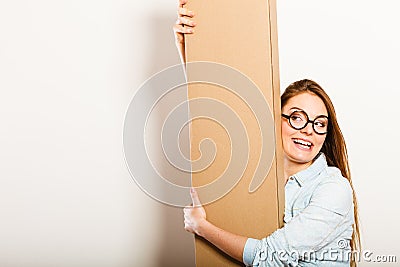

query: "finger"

left=173, top=24, right=194, bottom=34
left=177, top=16, right=196, bottom=27
left=190, top=187, right=202, bottom=206
left=184, top=223, right=194, bottom=234
left=178, top=7, right=195, bottom=17
left=176, top=16, right=195, bottom=27
left=184, top=224, right=193, bottom=233
left=179, top=0, right=188, bottom=8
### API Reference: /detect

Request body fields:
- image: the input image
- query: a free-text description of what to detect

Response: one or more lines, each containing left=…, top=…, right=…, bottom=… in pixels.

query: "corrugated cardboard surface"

left=185, top=0, right=284, bottom=266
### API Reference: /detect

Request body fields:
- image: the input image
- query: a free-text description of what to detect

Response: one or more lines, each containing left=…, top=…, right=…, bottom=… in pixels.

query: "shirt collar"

left=291, top=153, right=327, bottom=187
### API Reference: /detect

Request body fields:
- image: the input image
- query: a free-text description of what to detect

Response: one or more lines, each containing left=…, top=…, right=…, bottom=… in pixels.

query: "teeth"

left=294, top=139, right=312, bottom=147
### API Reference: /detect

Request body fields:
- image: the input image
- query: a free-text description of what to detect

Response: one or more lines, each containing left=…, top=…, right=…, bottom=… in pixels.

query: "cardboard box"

left=185, top=0, right=284, bottom=266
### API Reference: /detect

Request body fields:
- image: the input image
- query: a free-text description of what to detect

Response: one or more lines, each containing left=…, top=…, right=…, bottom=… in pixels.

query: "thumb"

left=190, top=187, right=202, bottom=207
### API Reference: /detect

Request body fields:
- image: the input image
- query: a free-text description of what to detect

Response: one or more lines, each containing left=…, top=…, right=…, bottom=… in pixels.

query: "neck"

left=283, top=156, right=313, bottom=183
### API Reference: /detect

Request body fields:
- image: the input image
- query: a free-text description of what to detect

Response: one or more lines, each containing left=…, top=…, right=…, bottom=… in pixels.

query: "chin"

left=285, top=149, right=320, bottom=165
left=287, top=155, right=314, bottom=165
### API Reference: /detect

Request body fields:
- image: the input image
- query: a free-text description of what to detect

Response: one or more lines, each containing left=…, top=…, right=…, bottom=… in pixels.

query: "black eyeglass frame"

left=281, top=110, right=329, bottom=135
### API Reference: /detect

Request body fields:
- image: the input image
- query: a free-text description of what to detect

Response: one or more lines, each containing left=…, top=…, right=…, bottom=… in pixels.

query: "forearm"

left=197, top=219, right=248, bottom=263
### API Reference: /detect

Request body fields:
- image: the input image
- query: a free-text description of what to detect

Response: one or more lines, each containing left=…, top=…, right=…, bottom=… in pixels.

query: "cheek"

left=315, top=135, right=327, bottom=148
left=281, top=121, right=297, bottom=148
left=281, top=121, right=296, bottom=140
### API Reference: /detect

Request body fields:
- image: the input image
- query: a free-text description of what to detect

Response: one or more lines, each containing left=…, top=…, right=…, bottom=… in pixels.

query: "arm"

left=173, top=0, right=196, bottom=64
left=184, top=188, right=247, bottom=263
left=185, top=178, right=354, bottom=266
left=245, top=179, right=354, bottom=266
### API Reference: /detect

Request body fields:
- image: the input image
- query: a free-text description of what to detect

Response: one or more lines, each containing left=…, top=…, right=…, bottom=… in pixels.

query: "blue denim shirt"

left=243, top=153, right=354, bottom=266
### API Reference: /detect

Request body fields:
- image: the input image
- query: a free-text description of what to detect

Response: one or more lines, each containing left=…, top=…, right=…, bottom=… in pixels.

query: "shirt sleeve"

left=243, top=178, right=353, bottom=266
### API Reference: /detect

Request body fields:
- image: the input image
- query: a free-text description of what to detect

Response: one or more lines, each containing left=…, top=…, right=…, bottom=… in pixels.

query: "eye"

left=290, top=111, right=305, bottom=121
left=291, top=115, right=303, bottom=121
left=314, top=119, right=327, bottom=128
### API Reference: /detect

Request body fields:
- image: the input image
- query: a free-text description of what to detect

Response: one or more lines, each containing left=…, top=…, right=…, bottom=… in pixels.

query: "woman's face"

left=281, top=92, right=328, bottom=165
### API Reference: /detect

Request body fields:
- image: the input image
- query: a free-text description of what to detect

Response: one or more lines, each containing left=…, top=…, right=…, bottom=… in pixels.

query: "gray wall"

left=0, top=0, right=194, bottom=266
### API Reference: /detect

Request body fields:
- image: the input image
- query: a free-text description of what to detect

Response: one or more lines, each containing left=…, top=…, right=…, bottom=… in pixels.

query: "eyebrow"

left=289, top=107, right=303, bottom=111
left=289, top=107, right=329, bottom=118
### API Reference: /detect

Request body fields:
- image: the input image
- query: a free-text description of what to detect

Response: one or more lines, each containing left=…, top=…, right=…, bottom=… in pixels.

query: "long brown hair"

left=281, top=79, right=361, bottom=267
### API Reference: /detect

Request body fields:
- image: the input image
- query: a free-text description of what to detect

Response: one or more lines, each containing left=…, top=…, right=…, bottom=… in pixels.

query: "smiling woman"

left=183, top=79, right=361, bottom=267
left=279, top=81, right=361, bottom=266
left=281, top=91, right=329, bottom=171
left=174, top=0, right=361, bottom=266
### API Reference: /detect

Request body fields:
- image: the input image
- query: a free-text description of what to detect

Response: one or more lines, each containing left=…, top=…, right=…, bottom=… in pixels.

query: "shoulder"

left=311, top=166, right=353, bottom=216
left=324, top=166, right=353, bottom=194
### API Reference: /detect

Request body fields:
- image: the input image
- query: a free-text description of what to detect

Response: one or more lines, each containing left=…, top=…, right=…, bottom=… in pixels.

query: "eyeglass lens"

left=289, top=111, right=328, bottom=134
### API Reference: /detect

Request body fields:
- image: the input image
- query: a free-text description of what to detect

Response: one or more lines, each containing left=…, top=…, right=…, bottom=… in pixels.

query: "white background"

left=278, top=1, right=400, bottom=266
left=0, top=0, right=398, bottom=266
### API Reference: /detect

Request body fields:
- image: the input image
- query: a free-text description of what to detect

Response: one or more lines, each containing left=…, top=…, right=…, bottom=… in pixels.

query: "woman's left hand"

left=183, top=188, right=207, bottom=236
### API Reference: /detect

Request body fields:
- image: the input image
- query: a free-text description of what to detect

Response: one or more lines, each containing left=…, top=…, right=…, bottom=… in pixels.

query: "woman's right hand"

left=173, top=0, right=196, bottom=63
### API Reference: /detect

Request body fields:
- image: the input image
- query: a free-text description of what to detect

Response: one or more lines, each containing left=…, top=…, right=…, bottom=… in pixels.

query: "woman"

left=174, top=1, right=361, bottom=266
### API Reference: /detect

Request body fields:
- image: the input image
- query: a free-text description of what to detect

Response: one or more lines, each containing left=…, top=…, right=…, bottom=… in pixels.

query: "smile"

left=293, top=138, right=313, bottom=149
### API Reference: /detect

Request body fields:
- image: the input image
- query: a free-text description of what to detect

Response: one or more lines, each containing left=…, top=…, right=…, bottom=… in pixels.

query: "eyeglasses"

left=281, top=110, right=329, bottom=135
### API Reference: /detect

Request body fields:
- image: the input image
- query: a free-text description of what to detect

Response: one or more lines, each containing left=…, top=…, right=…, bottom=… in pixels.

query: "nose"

left=300, top=122, right=313, bottom=135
